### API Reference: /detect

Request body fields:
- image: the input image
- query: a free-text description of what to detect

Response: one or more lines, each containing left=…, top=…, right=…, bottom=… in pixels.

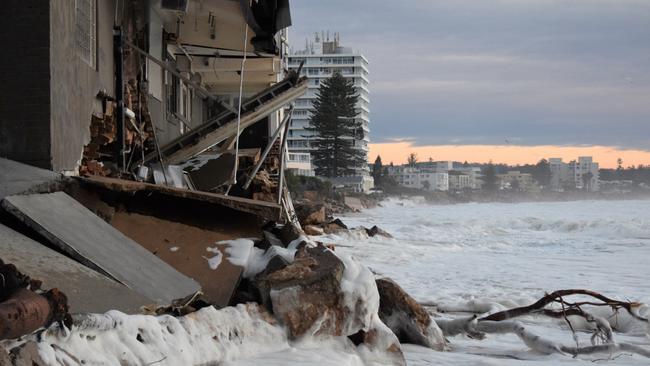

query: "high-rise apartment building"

left=286, top=32, right=370, bottom=176
left=549, top=156, right=600, bottom=192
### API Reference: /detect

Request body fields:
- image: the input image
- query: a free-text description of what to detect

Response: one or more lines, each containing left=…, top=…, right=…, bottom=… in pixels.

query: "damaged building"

left=0, top=0, right=308, bottom=334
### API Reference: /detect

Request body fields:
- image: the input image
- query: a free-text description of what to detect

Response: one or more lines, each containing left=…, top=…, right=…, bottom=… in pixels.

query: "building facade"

left=450, top=167, right=483, bottom=190
left=286, top=152, right=314, bottom=177
left=497, top=171, right=539, bottom=192
left=386, top=166, right=449, bottom=191
left=549, top=156, right=600, bottom=192
left=1, top=0, right=294, bottom=176
left=287, top=32, right=370, bottom=176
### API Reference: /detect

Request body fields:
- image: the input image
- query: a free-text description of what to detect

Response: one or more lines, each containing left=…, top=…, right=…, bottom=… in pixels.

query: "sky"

left=289, top=0, right=650, bottom=168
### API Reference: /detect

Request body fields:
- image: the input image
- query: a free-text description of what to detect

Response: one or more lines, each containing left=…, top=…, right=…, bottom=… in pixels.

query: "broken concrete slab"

left=1, top=192, right=201, bottom=305
left=79, top=175, right=282, bottom=221
left=0, top=223, right=152, bottom=314
left=183, top=153, right=236, bottom=192
left=0, top=158, right=61, bottom=199
left=344, top=196, right=364, bottom=211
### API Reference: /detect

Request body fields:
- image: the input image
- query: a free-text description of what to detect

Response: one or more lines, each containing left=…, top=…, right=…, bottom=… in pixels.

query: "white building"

left=451, top=167, right=483, bottom=190
left=287, top=32, right=370, bottom=176
left=448, top=171, right=474, bottom=191
left=497, top=171, right=539, bottom=192
left=387, top=166, right=449, bottom=191
left=549, top=158, right=570, bottom=191
left=329, top=175, right=375, bottom=193
left=571, top=156, right=600, bottom=192
left=286, top=152, right=314, bottom=177
left=549, top=156, right=600, bottom=192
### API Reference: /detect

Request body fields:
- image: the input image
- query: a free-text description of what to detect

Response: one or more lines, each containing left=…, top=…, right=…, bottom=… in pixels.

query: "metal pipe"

left=277, top=108, right=293, bottom=204
left=114, top=26, right=126, bottom=170
left=242, top=106, right=294, bottom=190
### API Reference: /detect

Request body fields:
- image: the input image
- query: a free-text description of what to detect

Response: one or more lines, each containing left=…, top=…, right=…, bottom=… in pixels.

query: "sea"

left=327, top=198, right=650, bottom=365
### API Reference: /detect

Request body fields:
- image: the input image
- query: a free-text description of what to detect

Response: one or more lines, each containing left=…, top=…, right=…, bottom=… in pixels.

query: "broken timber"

left=138, top=73, right=308, bottom=166
left=78, top=175, right=282, bottom=221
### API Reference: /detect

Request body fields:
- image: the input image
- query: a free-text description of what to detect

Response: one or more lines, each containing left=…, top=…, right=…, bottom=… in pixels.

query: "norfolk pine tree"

left=306, top=72, right=366, bottom=177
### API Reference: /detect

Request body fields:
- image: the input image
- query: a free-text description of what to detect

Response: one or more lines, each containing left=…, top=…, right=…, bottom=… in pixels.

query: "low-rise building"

left=286, top=152, right=314, bottom=177
left=497, top=171, right=538, bottom=192
left=386, top=165, right=449, bottom=191
left=451, top=167, right=483, bottom=190
left=329, top=175, right=375, bottom=193
left=448, top=171, right=473, bottom=191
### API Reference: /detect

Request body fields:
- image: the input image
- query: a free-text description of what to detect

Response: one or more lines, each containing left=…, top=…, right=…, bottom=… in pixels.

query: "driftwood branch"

left=480, top=289, right=647, bottom=323
left=434, top=289, right=650, bottom=360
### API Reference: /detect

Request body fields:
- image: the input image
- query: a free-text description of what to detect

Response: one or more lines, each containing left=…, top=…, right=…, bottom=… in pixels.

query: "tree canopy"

left=306, top=72, right=366, bottom=177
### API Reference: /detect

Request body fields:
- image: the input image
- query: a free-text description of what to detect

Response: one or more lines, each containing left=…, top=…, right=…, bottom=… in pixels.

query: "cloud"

left=289, top=0, right=650, bottom=152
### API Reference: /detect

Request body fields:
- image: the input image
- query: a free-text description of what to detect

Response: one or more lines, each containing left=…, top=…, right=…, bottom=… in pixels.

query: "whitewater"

left=324, top=198, right=650, bottom=365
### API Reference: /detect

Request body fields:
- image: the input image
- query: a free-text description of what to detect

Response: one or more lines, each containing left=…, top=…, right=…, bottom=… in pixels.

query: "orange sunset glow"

left=369, top=142, right=650, bottom=169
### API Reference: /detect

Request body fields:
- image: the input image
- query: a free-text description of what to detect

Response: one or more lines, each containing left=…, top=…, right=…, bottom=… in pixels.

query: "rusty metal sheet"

left=1, top=192, right=201, bottom=305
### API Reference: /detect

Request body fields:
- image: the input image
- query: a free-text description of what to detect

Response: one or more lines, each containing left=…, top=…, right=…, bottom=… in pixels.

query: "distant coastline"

left=374, top=189, right=650, bottom=206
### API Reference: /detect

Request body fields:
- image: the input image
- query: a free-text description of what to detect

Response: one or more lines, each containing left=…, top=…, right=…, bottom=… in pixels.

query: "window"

left=75, top=0, right=97, bottom=69
left=166, top=70, right=179, bottom=116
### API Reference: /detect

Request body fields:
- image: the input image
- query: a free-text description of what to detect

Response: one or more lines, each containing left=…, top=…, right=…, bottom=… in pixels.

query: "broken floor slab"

left=78, top=175, right=282, bottom=221
left=0, top=158, right=62, bottom=199
left=1, top=192, right=201, bottom=305
left=0, top=223, right=152, bottom=314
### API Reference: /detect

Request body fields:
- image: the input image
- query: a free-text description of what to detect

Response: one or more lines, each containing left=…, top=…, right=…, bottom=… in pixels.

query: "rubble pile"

left=0, top=158, right=445, bottom=366
left=292, top=202, right=393, bottom=239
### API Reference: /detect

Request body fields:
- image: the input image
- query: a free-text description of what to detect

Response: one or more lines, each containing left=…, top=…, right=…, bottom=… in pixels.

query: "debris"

left=79, top=175, right=282, bottom=221
left=323, top=218, right=348, bottom=234
left=303, top=225, right=324, bottom=236
left=294, top=202, right=327, bottom=226
left=343, top=196, right=364, bottom=211
left=376, top=278, right=446, bottom=351
left=277, top=222, right=304, bottom=246
left=182, top=153, right=235, bottom=191
left=365, top=225, right=393, bottom=238
left=250, top=170, right=277, bottom=202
